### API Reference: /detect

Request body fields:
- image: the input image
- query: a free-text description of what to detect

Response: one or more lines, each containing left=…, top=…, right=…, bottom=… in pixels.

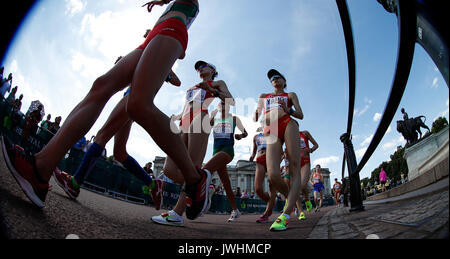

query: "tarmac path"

left=0, top=147, right=331, bottom=240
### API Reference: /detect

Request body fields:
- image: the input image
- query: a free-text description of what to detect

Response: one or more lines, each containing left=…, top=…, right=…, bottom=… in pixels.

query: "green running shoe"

left=305, top=201, right=313, bottom=212
left=298, top=212, right=306, bottom=220
left=270, top=215, right=289, bottom=231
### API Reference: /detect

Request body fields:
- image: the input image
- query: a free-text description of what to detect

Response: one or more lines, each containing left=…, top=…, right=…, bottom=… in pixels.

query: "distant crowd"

left=1, top=66, right=62, bottom=144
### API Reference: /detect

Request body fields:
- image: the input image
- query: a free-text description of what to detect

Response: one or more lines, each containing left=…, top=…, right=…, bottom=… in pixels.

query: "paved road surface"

left=0, top=150, right=330, bottom=239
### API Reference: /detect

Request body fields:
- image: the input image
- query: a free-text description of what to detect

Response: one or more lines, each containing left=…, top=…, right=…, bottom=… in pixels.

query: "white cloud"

left=313, top=156, right=339, bottom=168
left=65, top=0, right=85, bottom=17
left=382, top=137, right=405, bottom=150
left=434, top=98, right=449, bottom=121
left=431, top=77, right=439, bottom=88
left=71, top=51, right=110, bottom=80
left=373, top=113, right=382, bottom=122
left=354, top=98, right=373, bottom=117
left=79, top=8, right=159, bottom=58
left=386, top=126, right=392, bottom=134
left=355, top=147, right=367, bottom=159
left=360, top=134, right=374, bottom=147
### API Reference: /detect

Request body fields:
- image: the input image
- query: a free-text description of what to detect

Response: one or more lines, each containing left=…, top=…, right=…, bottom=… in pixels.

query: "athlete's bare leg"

left=35, top=49, right=143, bottom=181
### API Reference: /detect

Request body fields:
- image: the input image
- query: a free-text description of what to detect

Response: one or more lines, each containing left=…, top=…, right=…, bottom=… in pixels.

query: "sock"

left=282, top=213, right=290, bottom=220
left=73, top=142, right=103, bottom=185
left=121, top=155, right=153, bottom=186
left=71, top=177, right=80, bottom=189
left=169, top=210, right=182, bottom=219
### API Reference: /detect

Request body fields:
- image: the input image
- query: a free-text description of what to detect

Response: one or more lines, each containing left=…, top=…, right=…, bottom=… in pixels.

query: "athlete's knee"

left=255, top=186, right=265, bottom=197
left=268, top=174, right=282, bottom=186
left=89, top=76, right=116, bottom=101
left=126, top=97, right=155, bottom=122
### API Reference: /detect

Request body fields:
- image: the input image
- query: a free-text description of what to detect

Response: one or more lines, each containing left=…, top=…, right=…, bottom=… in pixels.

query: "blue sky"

left=1, top=0, right=448, bottom=182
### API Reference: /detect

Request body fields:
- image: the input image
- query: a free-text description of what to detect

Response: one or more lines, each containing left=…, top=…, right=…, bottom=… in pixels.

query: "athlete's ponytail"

left=212, top=71, right=219, bottom=80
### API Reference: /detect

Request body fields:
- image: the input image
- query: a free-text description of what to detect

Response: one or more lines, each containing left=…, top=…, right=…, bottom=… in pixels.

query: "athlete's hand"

left=171, top=114, right=181, bottom=121
left=197, top=82, right=210, bottom=91
left=249, top=155, right=255, bottom=162
left=235, top=134, right=242, bottom=141
left=278, top=99, right=290, bottom=114
left=115, top=56, right=123, bottom=65
left=142, top=1, right=165, bottom=13
left=168, top=70, right=181, bottom=87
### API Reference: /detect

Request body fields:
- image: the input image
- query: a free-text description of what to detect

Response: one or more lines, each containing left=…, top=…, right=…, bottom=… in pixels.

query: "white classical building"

left=153, top=157, right=332, bottom=198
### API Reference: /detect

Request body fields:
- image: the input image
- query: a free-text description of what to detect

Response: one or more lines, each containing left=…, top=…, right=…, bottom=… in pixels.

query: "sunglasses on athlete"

left=196, top=64, right=210, bottom=71
left=270, top=75, right=282, bottom=81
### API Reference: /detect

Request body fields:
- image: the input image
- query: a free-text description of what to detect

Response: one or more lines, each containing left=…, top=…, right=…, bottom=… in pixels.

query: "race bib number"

left=265, top=96, right=288, bottom=112
left=300, top=138, right=307, bottom=149
left=313, top=177, right=320, bottom=184
left=213, top=122, right=233, bottom=139
left=186, top=88, right=206, bottom=103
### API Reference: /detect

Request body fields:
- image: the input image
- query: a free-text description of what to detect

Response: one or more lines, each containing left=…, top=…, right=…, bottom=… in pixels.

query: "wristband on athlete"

left=289, top=108, right=294, bottom=116
left=165, top=74, right=173, bottom=82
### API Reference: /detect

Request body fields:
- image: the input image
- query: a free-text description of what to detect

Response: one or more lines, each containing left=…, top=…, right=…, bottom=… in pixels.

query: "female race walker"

left=152, top=61, right=234, bottom=227
left=53, top=54, right=180, bottom=210
left=310, top=164, right=325, bottom=212
left=254, top=69, right=304, bottom=231
left=282, top=129, right=319, bottom=221
left=249, top=126, right=277, bottom=224
left=202, top=101, right=248, bottom=222
left=2, top=0, right=211, bottom=219
left=333, top=178, right=342, bottom=207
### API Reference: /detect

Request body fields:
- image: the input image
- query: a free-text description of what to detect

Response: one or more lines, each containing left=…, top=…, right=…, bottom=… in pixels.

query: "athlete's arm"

left=289, top=92, right=304, bottom=120
left=209, top=109, right=219, bottom=126
left=249, top=135, right=257, bottom=162
left=304, top=130, right=319, bottom=154
left=254, top=93, right=266, bottom=122
left=213, top=80, right=235, bottom=106
left=234, top=116, right=248, bottom=140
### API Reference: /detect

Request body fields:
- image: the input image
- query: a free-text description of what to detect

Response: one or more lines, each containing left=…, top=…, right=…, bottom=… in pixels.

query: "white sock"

left=169, top=210, right=182, bottom=219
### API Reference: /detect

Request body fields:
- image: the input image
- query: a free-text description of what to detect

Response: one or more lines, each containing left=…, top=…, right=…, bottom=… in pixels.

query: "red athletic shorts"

left=263, top=115, right=292, bottom=142
left=301, top=156, right=311, bottom=168
left=138, top=18, right=188, bottom=52
left=256, top=155, right=267, bottom=171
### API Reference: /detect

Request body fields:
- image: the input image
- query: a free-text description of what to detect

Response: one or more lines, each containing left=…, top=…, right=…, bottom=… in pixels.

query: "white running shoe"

left=151, top=211, right=184, bottom=227
left=227, top=210, right=241, bottom=222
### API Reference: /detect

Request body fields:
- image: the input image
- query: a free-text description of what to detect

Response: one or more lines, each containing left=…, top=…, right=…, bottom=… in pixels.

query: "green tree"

left=432, top=117, right=449, bottom=134
left=389, top=146, right=408, bottom=182
left=361, top=177, right=370, bottom=188
left=369, top=147, right=408, bottom=184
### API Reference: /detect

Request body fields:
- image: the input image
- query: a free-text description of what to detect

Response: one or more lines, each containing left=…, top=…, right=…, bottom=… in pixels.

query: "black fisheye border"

left=0, top=1, right=37, bottom=64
